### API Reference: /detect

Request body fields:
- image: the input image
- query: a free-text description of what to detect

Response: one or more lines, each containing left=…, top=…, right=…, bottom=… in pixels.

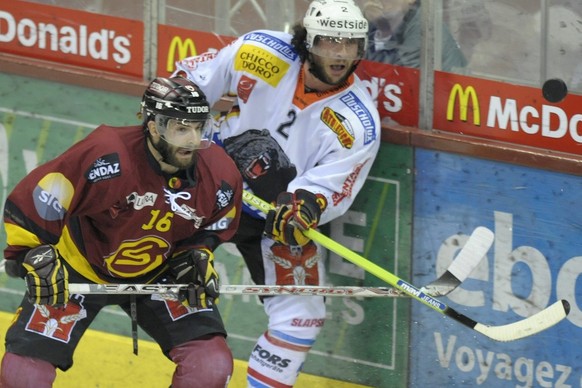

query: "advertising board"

left=410, top=148, right=582, bottom=387
left=434, top=72, right=582, bottom=154
left=0, top=0, right=143, bottom=77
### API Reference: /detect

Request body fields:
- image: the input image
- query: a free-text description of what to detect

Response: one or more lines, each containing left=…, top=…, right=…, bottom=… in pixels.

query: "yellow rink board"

left=0, top=311, right=369, bottom=387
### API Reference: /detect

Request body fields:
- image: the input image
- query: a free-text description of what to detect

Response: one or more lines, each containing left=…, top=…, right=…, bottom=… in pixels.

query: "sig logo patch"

left=85, top=153, right=121, bottom=183
left=205, top=207, right=237, bottom=231
left=321, top=107, right=355, bottom=149
left=33, top=173, right=74, bottom=221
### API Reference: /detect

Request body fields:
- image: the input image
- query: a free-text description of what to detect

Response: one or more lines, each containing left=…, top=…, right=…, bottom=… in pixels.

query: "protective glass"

left=309, top=36, right=365, bottom=61
left=155, top=115, right=214, bottom=149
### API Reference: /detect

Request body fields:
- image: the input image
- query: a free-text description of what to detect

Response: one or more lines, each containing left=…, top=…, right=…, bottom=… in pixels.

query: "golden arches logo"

left=167, top=36, right=197, bottom=72
left=446, top=84, right=481, bottom=125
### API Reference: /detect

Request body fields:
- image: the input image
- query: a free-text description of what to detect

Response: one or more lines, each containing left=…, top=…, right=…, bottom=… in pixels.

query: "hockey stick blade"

left=242, top=190, right=570, bottom=341
left=453, top=300, right=570, bottom=342
left=420, top=226, right=494, bottom=297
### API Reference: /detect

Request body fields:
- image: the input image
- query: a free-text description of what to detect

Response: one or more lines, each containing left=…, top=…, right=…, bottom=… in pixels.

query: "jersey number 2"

left=276, top=109, right=297, bottom=139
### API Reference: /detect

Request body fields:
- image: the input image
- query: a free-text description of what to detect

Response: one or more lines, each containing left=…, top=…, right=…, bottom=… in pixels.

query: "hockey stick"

left=68, top=212, right=493, bottom=298
left=68, top=283, right=399, bottom=297
left=241, top=190, right=570, bottom=342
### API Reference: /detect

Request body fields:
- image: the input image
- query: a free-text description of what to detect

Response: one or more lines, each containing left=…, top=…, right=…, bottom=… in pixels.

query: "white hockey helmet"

left=303, top=0, right=368, bottom=59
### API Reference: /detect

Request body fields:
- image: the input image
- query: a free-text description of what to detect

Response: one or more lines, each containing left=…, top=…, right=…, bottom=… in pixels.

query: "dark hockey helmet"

left=141, top=77, right=214, bottom=149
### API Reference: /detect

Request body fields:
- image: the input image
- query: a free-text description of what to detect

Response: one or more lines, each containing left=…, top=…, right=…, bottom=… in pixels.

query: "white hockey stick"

left=241, top=190, right=571, bottom=342
left=69, top=223, right=493, bottom=298
left=69, top=282, right=570, bottom=341
left=68, top=283, right=399, bottom=297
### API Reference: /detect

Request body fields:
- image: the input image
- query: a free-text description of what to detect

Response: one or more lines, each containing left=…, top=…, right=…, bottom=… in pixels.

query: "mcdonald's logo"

left=167, top=36, right=197, bottom=72
left=446, top=84, right=481, bottom=125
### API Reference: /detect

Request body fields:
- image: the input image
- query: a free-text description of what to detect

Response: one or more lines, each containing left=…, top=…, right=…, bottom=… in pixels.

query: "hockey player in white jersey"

left=174, top=0, right=380, bottom=385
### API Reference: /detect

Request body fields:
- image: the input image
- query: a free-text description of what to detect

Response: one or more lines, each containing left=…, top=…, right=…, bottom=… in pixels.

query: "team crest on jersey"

left=237, top=75, right=257, bottom=103
left=25, top=295, right=87, bottom=343
left=85, top=153, right=121, bottom=183
left=321, top=107, right=355, bottom=149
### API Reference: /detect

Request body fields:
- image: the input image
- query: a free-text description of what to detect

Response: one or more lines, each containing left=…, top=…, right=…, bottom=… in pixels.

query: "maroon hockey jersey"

left=3, top=125, right=242, bottom=283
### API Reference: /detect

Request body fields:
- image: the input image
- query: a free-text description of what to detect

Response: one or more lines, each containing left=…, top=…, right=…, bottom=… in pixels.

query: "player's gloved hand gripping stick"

left=167, top=248, right=219, bottom=309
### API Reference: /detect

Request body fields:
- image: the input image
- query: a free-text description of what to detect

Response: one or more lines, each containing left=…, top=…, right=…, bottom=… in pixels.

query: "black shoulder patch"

left=85, top=153, right=122, bottom=183
left=216, top=181, right=234, bottom=210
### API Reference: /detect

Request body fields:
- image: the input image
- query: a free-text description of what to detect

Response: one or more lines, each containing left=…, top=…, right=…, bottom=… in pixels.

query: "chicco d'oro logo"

left=85, top=153, right=121, bottom=183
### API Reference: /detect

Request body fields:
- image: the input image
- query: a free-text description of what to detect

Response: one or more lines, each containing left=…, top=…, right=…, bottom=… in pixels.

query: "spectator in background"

left=443, top=0, right=492, bottom=63
left=360, top=0, right=467, bottom=71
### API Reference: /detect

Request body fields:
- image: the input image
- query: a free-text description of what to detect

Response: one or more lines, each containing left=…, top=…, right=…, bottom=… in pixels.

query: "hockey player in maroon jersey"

left=0, top=77, right=242, bottom=387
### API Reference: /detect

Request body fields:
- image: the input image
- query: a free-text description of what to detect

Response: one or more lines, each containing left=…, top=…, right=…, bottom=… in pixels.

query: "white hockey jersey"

left=174, top=30, right=381, bottom=224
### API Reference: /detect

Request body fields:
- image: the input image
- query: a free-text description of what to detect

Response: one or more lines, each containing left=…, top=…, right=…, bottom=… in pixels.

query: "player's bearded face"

left=154, top=136, right=196, bottom=170
left=308, top=37, right=361, bottom=86
left=154, top=119, right=204, bottom=170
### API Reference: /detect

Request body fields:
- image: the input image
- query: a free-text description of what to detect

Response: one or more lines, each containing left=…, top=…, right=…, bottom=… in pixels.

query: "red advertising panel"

left=0, top=0, right=144, bottom=77
left=157, top=25, right=236, bottom=76
left=434, top=71, right=582, bottom=154
left=356, top=60, right=420, bottom=127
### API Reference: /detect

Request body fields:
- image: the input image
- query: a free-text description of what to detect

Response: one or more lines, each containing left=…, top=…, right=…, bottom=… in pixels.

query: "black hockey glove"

left=265, top=189, right=326, bottom=246
left=168, top=249, right=219, bottom=309
left=22, top=245, right=69, bottom=307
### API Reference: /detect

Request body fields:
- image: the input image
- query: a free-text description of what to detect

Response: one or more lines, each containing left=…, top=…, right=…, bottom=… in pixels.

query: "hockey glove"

left=168, top=248, right=219, bottom=309
left=265, top=189, right=326, bottom=246
left=22, top=245, right=69, bottom=307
